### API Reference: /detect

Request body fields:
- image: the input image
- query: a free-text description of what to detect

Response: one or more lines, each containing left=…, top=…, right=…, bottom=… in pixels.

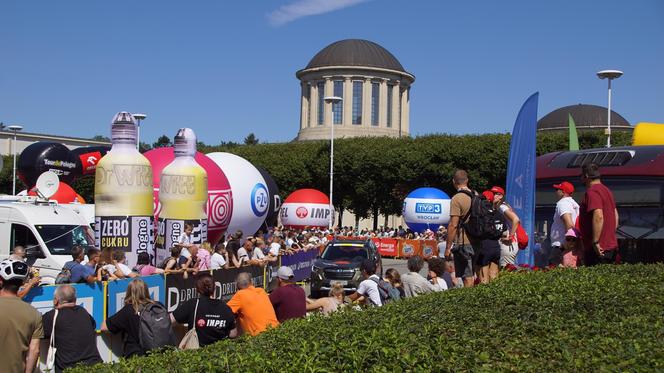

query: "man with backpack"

left=348, top=260, right=383, bottom=306
left=445, top=170, right=483, bottom=288
left=57, top=246, right=102, bottom=284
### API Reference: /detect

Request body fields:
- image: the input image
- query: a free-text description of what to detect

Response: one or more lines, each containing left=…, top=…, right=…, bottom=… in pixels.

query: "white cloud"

left=267, top=0, right=371, bottom=26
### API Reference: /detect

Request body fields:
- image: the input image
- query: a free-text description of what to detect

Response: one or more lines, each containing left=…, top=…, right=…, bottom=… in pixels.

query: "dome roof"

left=538, top=104, right=631, bottom=131
left=304, top=39, right=406, bottom=72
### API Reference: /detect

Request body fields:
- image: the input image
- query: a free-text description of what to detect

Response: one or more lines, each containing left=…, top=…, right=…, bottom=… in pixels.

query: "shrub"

left=69, top=264, right=664, bottom=372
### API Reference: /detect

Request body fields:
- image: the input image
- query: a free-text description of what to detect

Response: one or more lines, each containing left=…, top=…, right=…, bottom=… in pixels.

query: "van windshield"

left=35, top=225, right=95, bottom=255
left=321, top=244, right=368, bottom=261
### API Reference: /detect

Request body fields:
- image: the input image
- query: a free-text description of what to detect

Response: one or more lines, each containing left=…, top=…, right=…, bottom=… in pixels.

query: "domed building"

left=538, top=104, right=632, bottom=132
left=295, top=39, right=415, bottom=141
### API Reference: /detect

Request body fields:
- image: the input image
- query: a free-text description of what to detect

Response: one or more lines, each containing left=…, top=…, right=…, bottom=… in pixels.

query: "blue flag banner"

left=506, top=92, right=539, bottom=266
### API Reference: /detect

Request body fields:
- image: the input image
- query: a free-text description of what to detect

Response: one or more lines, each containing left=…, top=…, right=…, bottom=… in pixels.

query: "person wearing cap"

left=0, top=259, right=43, bottom=373
left=561, top=228, right=584, bottom=268
left=269, top=266, right=306, bottom=322
left=579, top=163, right=619, bottom=265
left=227, top=272, right=279, bottom=336
left=490, top=186, right=522, bottom=267
left=550, top=181, right=580, bottom=265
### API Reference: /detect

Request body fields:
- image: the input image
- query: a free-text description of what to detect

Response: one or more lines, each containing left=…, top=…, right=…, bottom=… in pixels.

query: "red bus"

left=535, top=145, right=664, bottom=264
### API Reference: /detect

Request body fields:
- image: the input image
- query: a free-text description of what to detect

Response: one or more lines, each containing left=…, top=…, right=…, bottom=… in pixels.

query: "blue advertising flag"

left=506, top=92, right=539, bottom=266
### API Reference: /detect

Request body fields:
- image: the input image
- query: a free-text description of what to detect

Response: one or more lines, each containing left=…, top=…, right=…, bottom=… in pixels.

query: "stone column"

left=361, top=78, right=372, bottom=126
left=391, top=82, right=400, bottom=129
left=379, top=79, right=388, bottom=127
left=324, top=78, right=333, bottom=127
left=400, top=85, right=408, bottom=137
left=403, top=87, right=410, bottom=135
left=343, top=77, right=352, bottom=126
left=310, top=82, right=319, bottom=126
left=300, top=82, right=309, bottom=129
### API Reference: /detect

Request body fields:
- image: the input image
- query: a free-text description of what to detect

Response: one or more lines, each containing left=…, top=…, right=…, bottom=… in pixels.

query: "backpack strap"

left=455, top=189, right=476, bottom=244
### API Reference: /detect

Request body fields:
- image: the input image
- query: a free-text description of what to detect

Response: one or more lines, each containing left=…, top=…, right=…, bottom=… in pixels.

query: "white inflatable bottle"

left=155, top=128, right=208, bottom=265
left=95, top=112, right=154, bottom=267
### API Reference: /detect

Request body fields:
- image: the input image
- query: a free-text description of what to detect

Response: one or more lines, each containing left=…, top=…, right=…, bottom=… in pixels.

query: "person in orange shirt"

left=226, top=272, right=279, bottom=336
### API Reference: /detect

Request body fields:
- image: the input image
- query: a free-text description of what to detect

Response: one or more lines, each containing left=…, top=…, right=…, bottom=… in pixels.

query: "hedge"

left=68, top=264, right=664, bottom=372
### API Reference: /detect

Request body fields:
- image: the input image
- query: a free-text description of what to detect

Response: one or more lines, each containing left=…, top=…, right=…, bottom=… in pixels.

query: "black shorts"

left=475, top=240, right=501, bottom=267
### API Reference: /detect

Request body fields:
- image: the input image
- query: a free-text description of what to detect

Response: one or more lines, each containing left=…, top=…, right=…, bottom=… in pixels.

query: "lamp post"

left=8, top=125, right=23, bottom=195
left=324, top=96, right=342, bottom=230
left=133, top=113, right=147, bottom=151
left=596, top=70, right=623, bottom=148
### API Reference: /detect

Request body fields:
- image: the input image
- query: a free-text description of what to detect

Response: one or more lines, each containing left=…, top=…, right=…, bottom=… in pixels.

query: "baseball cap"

left=553, top=181, right=575, bottom=195
left=482, top=190, right=494, bottom=201
left=277, top=266, right=294, bottom=280
left=490, top=186, right=505, bottom=195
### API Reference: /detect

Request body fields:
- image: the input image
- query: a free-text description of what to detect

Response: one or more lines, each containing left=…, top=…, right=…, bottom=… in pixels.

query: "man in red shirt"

left=579, top=163, right=619, bottom=265
left=269, top=266, right=306, bottom=322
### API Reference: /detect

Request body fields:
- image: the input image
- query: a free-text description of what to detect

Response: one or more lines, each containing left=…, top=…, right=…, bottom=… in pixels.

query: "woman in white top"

left=210, top=242, right=227, bottom=270
left=491, top=186, right=521, bottom=267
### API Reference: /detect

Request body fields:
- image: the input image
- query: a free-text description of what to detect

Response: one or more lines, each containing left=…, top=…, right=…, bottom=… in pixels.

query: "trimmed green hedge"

left=69, top=264, right=664, bottom=372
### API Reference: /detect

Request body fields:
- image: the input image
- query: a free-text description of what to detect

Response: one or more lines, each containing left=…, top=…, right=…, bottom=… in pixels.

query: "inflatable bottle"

left=95, top=112, right=154, bottom=266
left=155, top=128, right=208, bottom=265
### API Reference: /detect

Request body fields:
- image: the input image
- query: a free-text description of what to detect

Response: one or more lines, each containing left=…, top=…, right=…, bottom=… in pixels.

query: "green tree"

left=152, top=135, right=172, bottom=148
left=244, top=133, right=259, bottom=145
left=91, top=135, right=110, bottom=142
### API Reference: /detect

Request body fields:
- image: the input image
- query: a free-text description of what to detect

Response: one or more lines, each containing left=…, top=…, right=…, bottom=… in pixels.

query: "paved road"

left=382, top=258, right=429, bottom=277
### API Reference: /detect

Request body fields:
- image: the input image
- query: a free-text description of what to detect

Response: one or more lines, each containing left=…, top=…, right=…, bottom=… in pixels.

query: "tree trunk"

left=338, top=205, right=344, bottom=228
left=372, top=206, right=379, bottom=231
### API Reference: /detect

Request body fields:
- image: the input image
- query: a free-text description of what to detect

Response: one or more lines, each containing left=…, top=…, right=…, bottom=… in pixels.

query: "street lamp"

left=133, top=113, right=147, bottom=150
left=8, top=125, right=23, bottom=195
left=324, top=96, right=342, bottom=230
left=596, top=70, right=623, bottom=148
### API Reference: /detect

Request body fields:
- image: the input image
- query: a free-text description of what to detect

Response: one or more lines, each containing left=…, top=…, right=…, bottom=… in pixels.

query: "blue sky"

left=2, top=0, right=663, bottom=144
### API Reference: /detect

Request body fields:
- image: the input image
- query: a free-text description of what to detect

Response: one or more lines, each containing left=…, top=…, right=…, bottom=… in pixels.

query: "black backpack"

left=138, top=302, right=176, bottom=351
left=457, top=190, right=505, bottom=241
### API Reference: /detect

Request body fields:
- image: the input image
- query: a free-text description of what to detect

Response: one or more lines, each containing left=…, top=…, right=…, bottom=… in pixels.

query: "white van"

left=0, top=196, right=95, bottom=284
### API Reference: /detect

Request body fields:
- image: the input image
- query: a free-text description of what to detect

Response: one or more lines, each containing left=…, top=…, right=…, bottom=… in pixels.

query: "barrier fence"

left=333, top=236, right=440, bottom=258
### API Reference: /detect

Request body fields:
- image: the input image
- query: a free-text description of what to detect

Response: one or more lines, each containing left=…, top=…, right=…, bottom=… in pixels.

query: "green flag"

left=568, top=113, right=579, bottom=150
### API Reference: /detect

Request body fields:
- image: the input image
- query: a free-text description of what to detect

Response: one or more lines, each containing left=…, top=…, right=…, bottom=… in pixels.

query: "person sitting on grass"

left=227, top=272, right=279, bottom=336
left=306, top=283, right=345, bottom=316
left=401, top=255, right=439, bottom=297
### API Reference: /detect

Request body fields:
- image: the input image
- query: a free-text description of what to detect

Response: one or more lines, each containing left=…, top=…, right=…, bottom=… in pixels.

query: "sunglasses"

left=565, top=237, right=577, bottom=242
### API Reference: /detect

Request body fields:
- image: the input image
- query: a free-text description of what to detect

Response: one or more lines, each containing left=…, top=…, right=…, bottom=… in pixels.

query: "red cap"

left=553, top=181, right=574, bottom=195
left=482, top=190, right=494, bottom=202
left=490, top=186, right=505, bottom=195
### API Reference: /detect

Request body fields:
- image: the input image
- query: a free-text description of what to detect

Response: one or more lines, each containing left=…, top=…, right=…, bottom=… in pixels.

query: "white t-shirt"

left=269, top=243, right=281, bottom=256
left=252, top=247, right=265, bottom=260
left=210, top=252, right=226, bottom=269
left=550, top=196, right=580, bottom=247
left=117, top=262, right=133, bottom=276
left=178, top=233, right=193, bottom=258
left=237, top=248, right=250, bottom=263
left=357, top=274, right=382, bottom=306
left=432, top=277, right=448, bottom=291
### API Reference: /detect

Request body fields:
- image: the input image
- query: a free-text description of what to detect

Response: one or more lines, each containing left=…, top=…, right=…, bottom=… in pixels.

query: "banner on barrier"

left=421, top=240, right=438, bottom=259
left=165, top=267, right=264, bottom=312
left=374, top=238, right=399, bottom=257
left=24, top=282, right=105, bottom=329
left=399, top=239, right=422, bottom=258
left=107, top=275, right=165, bottom=316
left=280, top=249, right=318, bottom=282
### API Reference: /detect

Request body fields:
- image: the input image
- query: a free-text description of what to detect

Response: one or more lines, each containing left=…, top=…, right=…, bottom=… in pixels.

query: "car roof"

left=330, top=238, right=370, bottom=245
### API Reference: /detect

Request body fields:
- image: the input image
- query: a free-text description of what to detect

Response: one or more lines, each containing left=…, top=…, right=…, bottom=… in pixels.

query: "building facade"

left=296, top=39, right=415, bottom=141
left=0, top=130, right=110, bottom=156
